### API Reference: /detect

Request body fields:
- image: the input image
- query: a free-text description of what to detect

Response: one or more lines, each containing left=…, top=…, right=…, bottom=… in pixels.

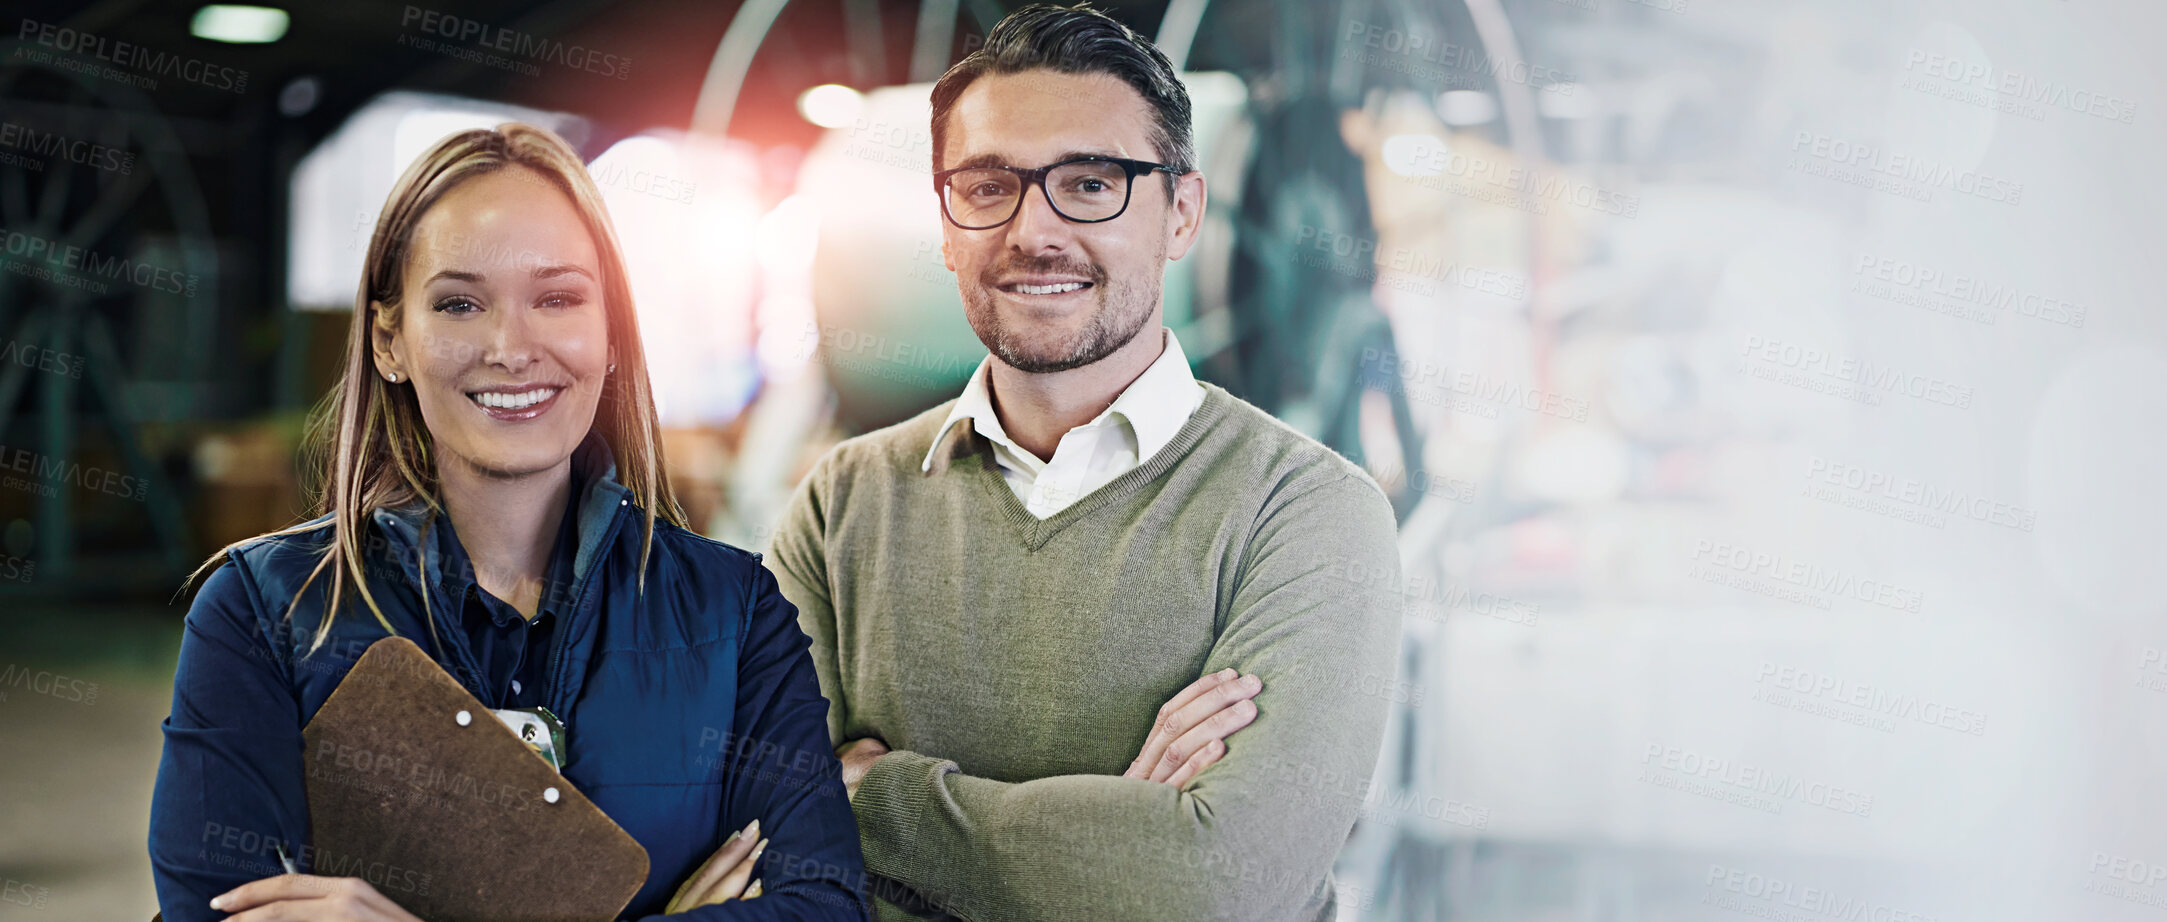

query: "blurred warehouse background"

left=2, top=0, right=2164, bottom=919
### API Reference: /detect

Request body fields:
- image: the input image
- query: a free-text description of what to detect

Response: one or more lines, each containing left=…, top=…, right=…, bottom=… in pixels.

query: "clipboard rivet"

left=544, top=786, right=561, bottom=804
left=455, top=709, right=472, bottom=726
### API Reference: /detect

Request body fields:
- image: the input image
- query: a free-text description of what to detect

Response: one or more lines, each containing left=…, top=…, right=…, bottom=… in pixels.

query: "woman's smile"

left=466, top=383, right=566, bottom=421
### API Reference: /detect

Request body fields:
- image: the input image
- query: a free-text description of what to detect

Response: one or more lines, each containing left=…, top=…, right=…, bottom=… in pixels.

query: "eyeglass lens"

left=944, top=161, right=1133, bottom=227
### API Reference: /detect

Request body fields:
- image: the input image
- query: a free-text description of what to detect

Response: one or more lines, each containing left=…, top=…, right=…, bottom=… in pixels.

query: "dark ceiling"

left=0, top=0, right=1230, bottom=153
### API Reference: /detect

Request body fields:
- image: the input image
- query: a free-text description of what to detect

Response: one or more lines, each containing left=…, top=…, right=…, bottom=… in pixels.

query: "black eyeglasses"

left=933, top=156, right=1181, bottom=230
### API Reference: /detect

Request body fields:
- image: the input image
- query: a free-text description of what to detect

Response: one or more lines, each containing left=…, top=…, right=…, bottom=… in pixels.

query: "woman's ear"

left=369, top=301, right=407, bottom=383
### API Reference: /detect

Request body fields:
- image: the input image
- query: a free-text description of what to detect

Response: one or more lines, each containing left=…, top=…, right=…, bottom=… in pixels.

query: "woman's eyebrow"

left=425, top=268, right=485, bottom=285
left=533, top=263, right=596, bottom=282
left=423, top=263, right=594, bottom=285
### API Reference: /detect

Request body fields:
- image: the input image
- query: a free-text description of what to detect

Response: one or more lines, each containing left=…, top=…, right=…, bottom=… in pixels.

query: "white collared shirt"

left=920, top=328, right=1205, bottom=519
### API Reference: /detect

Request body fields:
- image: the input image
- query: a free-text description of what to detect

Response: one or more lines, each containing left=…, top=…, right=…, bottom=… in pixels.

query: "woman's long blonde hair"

left=192, top=123, right=684, bottom=653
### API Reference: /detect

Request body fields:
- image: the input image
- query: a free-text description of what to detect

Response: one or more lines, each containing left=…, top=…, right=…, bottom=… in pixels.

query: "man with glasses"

left=767, top=4, right=1402, bottom=919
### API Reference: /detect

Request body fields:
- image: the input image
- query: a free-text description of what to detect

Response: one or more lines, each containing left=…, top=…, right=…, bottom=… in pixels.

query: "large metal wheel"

left=0, top=39, right=215, bottom=587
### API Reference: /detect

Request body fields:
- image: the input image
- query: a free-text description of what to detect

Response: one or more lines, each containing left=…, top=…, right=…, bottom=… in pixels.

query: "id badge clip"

left=489, top=706, right=568, bottom=773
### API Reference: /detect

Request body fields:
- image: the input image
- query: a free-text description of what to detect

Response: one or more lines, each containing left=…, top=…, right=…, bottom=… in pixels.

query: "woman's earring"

left=608, top=363, right=616, bottom=374
left=387, top=372, right=397, bottom=382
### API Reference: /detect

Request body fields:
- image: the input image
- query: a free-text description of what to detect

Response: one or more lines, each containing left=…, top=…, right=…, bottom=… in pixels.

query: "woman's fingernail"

left=1218, top=668, right=1236, bottom=679
left=209, top=895, right=226, bottom=910
left=745, top=818, right=760, bottom=838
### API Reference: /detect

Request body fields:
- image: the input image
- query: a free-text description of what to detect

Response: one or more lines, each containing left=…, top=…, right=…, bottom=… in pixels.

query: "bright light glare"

left=797, top=84, right=864, bottom=129
left=753, top=196, right=822, bottom=377
left=190, top=5, right=288, bottom=43
left=393, top=110, right=507, bottom=177
left=1381, top=134, right=1448, bottom=178
left=589, top=132, right=765, bottom=425
left=1437, top=90, right=1498, bottom=126
left=1538, top=84, right=1598, bottom=119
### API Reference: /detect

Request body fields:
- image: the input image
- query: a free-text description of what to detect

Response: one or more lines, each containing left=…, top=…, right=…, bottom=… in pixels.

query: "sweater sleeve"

left=848, top=473, right=1404, bottom=922
left=149, top=561, right=314, bottom=922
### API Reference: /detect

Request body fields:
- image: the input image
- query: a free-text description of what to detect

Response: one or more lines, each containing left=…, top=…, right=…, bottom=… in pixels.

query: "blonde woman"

left=148, top=125, right=867, bottom=921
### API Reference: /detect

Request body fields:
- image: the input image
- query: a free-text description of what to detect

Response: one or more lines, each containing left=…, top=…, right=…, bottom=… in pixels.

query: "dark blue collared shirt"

left=439, top=496, right=579, bottom=711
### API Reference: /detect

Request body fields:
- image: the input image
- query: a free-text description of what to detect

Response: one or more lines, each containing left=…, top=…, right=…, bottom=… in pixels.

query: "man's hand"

left=210, top=874, right=422, bottom=921
left=1123, top=668, right=1262, bottom=789
left=666, top=818, right=769, bottom=912
left=837, top=737, right=890, bottom=800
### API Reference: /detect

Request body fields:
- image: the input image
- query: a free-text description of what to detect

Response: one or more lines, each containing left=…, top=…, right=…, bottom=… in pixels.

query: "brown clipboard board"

left=293, top=635, right=649, bottom=922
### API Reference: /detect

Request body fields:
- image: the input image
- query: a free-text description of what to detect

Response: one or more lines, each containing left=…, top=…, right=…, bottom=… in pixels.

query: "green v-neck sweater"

left=768, top=382, right=1403, bottom=922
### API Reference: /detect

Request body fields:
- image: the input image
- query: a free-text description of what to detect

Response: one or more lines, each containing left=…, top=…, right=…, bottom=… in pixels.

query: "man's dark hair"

left=928, top=2, right=1194, bottom=190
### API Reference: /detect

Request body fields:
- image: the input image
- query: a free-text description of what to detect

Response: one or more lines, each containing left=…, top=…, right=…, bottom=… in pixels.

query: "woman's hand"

left=208, top=875, right=423, bottom=921
left=1123, top=668, right=1263, bottom=789
left=665, top=818, right=769, bottom=912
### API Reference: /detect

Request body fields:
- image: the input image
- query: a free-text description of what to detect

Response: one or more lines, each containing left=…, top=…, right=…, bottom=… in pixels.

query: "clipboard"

left=296, top=635, right=649, bottom=922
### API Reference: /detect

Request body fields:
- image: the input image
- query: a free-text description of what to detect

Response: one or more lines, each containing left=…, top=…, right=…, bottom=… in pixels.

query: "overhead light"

left=797, top=84, right=864, bottom=129
left=191, top=5, right=288, bottom=44
left=278, top=76, right=320, bottom=116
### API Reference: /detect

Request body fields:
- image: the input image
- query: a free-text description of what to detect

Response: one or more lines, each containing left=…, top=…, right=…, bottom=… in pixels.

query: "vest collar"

left=367, top=431, right=634, bottom=598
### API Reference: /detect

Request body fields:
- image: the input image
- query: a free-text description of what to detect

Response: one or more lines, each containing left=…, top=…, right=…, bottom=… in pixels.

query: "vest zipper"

left=539, top=494, right=632, bottom=728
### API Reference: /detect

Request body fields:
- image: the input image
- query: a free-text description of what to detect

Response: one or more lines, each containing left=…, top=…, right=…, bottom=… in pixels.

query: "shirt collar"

left=434, top=475, right=584, bottom=626
left=375, top=431, right=628, bottom=606
left=920, top=327, right=1201, bottom=474
left=921, top=355, right=1009, bottom=475
left=1104, top=327, right=1201, bottom=466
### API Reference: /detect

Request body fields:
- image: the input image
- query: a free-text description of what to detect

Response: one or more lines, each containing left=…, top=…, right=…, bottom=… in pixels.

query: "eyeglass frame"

left=931, top=156, right=1183, bottom=230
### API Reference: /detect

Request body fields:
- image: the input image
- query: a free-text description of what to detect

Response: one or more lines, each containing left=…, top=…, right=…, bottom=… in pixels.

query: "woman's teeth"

left=1015, top=282, right=1086, bottom=295
left=470, top=388, right=558, bottom=410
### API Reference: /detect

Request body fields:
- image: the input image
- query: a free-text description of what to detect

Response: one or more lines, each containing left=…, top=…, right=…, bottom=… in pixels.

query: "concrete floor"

left=0, top=605, right=181, bottom=922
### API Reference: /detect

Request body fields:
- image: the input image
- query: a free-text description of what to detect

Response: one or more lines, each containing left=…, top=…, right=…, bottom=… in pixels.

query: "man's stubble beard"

left=962, top=246, right=1163, bottom=374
